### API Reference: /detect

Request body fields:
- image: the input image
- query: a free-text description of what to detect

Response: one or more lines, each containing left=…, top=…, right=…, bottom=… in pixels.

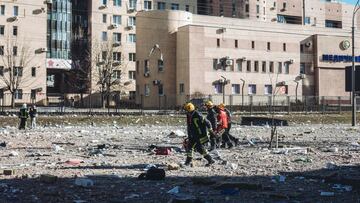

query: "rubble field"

left=0, top=114, right=360, bottom=203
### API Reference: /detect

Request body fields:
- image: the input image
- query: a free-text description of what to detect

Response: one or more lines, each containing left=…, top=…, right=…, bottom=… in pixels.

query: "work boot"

left=204, top=154, right=215, bottom=167
left=234, top=139, right=240, bottom=146
left=184, top=157, right=193, bottom=167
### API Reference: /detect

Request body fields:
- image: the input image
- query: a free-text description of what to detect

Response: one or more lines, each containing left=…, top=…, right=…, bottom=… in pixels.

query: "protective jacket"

left=187, top=110, right=211, bottom=144
left=19, top=108, right=29, bottom=119
left=216, top=109, right=228, bottom=132
left=206, top=107, right=217, bottom=131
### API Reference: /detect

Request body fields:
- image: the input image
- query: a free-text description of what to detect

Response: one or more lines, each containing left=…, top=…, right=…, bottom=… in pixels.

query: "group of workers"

left=183, top=101, right=239, bottom=167
left=18, top=104, right=38, bottom=130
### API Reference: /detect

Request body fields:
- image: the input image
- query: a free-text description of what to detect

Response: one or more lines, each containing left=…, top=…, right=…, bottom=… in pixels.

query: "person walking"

left=29, top=105, right=38, bottom=129
left=204, top=101, right=218, bottom=151
left=216, top=104, right=233, bottom=148
left=219, top=103, right=239, bottom=147
left=184, top=102, right=215, bottom=167
left=18, top=104, right=29, bottom=130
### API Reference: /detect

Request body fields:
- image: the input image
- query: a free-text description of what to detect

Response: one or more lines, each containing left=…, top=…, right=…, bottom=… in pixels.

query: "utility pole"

left=302, top=0, right=306, bottom=25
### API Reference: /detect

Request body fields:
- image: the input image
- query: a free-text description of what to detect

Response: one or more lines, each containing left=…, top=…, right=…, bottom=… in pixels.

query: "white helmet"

left=22, top=103, right=27, bottom=109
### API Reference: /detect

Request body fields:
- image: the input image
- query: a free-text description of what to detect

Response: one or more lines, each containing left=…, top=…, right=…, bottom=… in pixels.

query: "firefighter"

left=184, top=102, right=215, bottom=167
left=216, top=104, right=233, bottom=148
left=219, top=103, right=239, bottom=147
left=18, top=104, right=29, bottom=130
left=204, top=101, right=219, bottom=151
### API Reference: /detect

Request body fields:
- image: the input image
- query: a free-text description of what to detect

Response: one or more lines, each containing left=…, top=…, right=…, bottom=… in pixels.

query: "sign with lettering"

left=46, top=59, right=72, bottom=69
left=322, top=55, right=360, bottom=63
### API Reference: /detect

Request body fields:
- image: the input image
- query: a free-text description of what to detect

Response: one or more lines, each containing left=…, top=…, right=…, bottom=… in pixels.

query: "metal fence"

left=0, top=92, right=358, bottom=114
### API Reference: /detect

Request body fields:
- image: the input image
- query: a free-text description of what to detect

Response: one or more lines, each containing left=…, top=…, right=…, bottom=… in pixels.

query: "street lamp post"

left=352, top=1, right=360, bottom=126
left=240, top=78, right=245, bottom=108
left=220, top=76, right=230, bottom=104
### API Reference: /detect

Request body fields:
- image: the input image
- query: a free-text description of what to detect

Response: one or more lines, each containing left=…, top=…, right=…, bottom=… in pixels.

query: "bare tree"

left=91, top=41, right=128, bottom=108
left=0, top=38, right=35, bottom=108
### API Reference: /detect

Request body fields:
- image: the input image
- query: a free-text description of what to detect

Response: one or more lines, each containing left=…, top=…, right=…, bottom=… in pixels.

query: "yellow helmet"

left=184, top=103, right=195, bottom=112
left=218, top=103, right=225, bottom=110
left=205, top=100, right=213, bottom=107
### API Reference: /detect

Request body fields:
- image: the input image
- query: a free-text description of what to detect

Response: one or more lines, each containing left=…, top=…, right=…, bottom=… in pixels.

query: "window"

left=113, top=52, right=121, bottom=61
left=235, top=40, right=238, bottom=48
left=14, top=67, right=23, bottom=77
left=248, top=84, right=256, bottom=95
left=129, top=91, right=136, bottom=100
left=264, top=85, right=272, bottom=95
left=102, top=0, right=107, bottom=5
left=114, top=0, right=122, bottom=7
left=245, top=4, right=249, bottom=12
left=213, top=59, right=218, bottom=70
left=158, top=84, right=164, bottom=95
left=31, top=67, right=36, bottom=77
left=0, top=25, right=4, bottom=35
left=251, top=41, right=255, bottom=49
left=0, top=5, right=4, bottom=15
left=13, top=46, right=17, bottom=56
left=102, top=51, right=107, bottom=60
left=129, top=53, right=136, bottom=61
left=300, top=44, right=304, bottom=53
left=179, top=83, right=184, bottom=94
left=128, top=71, right=136, bottom=79
left=31, top=89, right=36, bottom=100
left=158, top=60, right=164, bottom=72
left=283, top=43, right=286, bottom=51
left=236, top=60, right=242, bottom=71
left=128, top=34, right=136, bottom=43
left=113, top=70, right=121, bottom=79
left=136, top=61, right=139, bottom=73
left=144, top=84, right=150, bottom=96
left=113, top=15, right=121, bottom=25
left=144, top=59, right=149, bottom=73
left=305, top=17, right=310, bottom=24
left=102, top=14, right=107, bottom=23
left=0, top=46, right=4, bottom=55
left=256, top=5, right=260, bottom=14
left=284, top=63, right=289, bottom=74
left=128, top=17, right=136, bottom=26
left=102, top=32, right=108, bottom=41
left=15, top=89, right=22, bottom=100
left=300, top=63, right=305, bottom=74
left=158, top=2, right=166, bottom=10
left=254, top=61, right=259, bottom=72
left=232, top=84, right=240, bottom=94
left=214, top=84, right=223, bottom=94
left=129, top=0, right=137, bottom=9
left=144, top=1, right=152, bottom=10
left=262, top=61, right=266, bottom=72
left=13, top=26, right=17, bottom=36
left=171, top=3, right=179, bottom=10
left=246, top=61, right=251, bottom=72
left=0, top=66, right=3, bottom=76
left=185, top=5, right=190, bottom=11
left=269, top=62, right=274, bottom=73
left=217, top=38, right=220, bottom=47
left=13, top=6, right=18, bottom=16
left=267, top=42, right=271, bottom=51
left=283, top=2, right=286, bottom=9
left=278, top=62, right=282, bottom=73
left=113, top=33, right=121, bottom=42
left=325, top=20, right=342, bottom=28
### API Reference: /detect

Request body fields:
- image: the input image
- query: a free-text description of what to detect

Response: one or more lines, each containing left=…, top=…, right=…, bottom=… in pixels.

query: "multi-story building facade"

left=198, top=0, right=360, bottom=29
left=135, top=7, right=360, bottom=109
left=0, top=0, right=47, bottom=105
left=88, top=0, right=198, bottom=103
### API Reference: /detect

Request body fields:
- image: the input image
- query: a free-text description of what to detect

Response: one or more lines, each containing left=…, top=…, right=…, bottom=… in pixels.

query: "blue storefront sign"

left=322, top=54, right=360, bottom=63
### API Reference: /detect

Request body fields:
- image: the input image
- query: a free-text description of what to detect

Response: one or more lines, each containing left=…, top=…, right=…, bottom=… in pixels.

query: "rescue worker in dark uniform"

left=18, top=104, right=29, bottom=130
left=219, top=103, right=239, bottom=147
left=184, top=102, right=215, bottom=167
left=204, top=101, right=218, bottom=151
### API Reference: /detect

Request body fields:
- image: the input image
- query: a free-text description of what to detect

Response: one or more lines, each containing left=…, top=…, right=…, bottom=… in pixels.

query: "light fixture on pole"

left=240, top=78, right=245, bottom=108
left=351, top=1, right=360, bottom=126
left=219, top=76, right=230, bottom=104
